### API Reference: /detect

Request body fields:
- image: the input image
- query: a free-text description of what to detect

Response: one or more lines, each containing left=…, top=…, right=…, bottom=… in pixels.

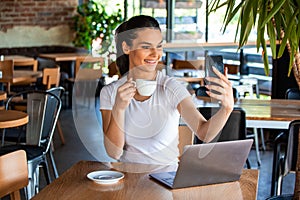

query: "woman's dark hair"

left=115, top=15, right=161, bottom=76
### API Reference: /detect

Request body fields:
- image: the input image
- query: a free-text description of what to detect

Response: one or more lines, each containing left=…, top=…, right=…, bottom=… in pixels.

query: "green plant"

left=209, top=0, right=300, bottom=88
left=73, top=0, right=122, bottom=54
left=210, top=1, right=300, bottom=199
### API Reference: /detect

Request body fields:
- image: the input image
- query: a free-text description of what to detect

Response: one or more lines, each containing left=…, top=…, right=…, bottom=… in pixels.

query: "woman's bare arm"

left=101, top=79, right=136, bottom=159
left=178, top=67, right=234, bottom=142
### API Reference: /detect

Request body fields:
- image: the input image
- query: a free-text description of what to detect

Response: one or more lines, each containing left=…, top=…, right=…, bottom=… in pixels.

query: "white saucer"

left=87, top=170, right=124, bottom=184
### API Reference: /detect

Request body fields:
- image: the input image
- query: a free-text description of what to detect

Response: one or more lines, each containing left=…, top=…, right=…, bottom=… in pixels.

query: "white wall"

left=0, top=25, right=74, bottom=48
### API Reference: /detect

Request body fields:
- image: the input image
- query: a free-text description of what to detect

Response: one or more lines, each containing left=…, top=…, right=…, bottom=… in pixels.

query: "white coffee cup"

left=134, top=79, right=157, bottom=96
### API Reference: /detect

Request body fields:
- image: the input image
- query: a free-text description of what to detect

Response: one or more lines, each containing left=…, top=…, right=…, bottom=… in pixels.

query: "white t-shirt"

left=100, top=71, right=190, bottom=165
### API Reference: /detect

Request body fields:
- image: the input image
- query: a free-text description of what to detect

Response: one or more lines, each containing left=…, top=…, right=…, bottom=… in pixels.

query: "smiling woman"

left=99, top=15, right=234, bottom=168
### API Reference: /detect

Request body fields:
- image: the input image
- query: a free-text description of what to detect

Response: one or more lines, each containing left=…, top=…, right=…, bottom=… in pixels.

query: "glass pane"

left=131, top=0, right=205, bottom=42
left=207, top=0, right=257, bottom=43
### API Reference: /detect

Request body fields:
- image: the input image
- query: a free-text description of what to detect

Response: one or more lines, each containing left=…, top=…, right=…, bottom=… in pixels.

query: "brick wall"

left=0, top=0, right=79, bottom=47
left=0, top=0, right=78, bottom=32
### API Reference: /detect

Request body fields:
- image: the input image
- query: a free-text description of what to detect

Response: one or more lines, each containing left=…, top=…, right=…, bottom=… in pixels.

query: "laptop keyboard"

left=162, top=172, right=176, bottom=185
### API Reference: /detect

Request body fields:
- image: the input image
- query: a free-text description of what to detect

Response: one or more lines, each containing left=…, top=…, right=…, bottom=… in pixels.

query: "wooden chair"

left=1, top=91, right=62, bottom=199
left=0, top=90, right=6, bottom=110
left=0, top=150, right=28, bottom=200
left=14, top=60, right=38, bottom=71
left=11, top=60, right=39, bottom=89
left=224, top=63, right=239, bottom=74
left=68, top=56, right=104, bottom=111
left=178, top=125, right=194, bottom=156
left=0, top=60, right=13, bottom=94
left=66, top=56, right=104, bottom=108
left=75, top=56, right=104, bottom=77
left=42, top=67, right=60, bottom=90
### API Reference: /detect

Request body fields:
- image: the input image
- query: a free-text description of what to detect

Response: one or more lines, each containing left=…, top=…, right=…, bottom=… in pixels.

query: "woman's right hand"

left=114, top=78, right=136, bottom=110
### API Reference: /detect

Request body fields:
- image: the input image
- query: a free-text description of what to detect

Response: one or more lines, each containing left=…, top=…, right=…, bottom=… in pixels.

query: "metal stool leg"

left=253, top=128, right=262, bottom=166
left=260, top=128, right=266, bottom=151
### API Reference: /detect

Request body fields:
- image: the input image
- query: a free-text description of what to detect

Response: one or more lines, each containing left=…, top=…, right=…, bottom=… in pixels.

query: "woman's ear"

left=122, top=41, right=130, bottom=55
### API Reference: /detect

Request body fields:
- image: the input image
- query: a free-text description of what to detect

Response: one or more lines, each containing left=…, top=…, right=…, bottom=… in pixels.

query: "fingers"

left=205, top=66, right=233, bottom=99
left=115, top=78, right=136, bottom=110
left=118, top=78, right=136, bottom=98
left=211, top=66, right=231, bottom=85
left=118, top=79, right=136, bottom=95
left=224, top=67, right=228, bottom=77
left=206, top=66, right=231, bottom=86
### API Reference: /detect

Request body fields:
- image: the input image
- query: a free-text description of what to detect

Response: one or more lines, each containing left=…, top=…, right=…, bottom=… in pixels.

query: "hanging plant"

left=73, top=0, right=123, bottom=54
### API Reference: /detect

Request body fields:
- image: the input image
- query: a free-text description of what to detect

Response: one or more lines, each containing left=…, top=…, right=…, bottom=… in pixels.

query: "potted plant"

left=209, top=1, right=300, bottom=199
left=72, top=0, right=123, bottom=54
left=209, top=1, right=300, bottom=88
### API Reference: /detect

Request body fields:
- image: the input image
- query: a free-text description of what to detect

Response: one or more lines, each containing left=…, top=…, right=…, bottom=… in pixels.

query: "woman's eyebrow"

left=138, top=40, right=163, bottom=45
left=138, top=42, right=152, bottom=45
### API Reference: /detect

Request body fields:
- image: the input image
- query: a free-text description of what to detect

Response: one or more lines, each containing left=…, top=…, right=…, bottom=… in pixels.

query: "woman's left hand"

left=204, top=67, right=234, bottom=112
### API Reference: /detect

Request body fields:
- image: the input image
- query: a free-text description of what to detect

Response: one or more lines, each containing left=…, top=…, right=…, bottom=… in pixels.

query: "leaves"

left=260, top=0, right=286, bottom=28
left=73, top=1, right=123, bottom=53
left=209, top=0, right=300, bottom=76
left=239, top=0, right=255, bottom=47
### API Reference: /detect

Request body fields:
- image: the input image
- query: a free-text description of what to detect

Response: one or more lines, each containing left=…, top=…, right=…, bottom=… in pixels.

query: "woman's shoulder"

left=105, top=76, right=126, bottom=88
left=157, top=71, right=184, bottom=88
left=101, top=76, right=126, bottom=95
left=157, top=71, right=177, bottom=84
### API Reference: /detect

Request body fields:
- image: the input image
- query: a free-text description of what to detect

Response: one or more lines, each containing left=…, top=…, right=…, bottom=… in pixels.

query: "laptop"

left=149, top=139, right=253, bottom=189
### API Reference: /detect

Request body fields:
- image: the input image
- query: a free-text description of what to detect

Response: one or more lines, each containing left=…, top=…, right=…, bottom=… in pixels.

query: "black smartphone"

left=204, top=55, right=224, bottom=85
left=204, top=54, right=224, bottom=95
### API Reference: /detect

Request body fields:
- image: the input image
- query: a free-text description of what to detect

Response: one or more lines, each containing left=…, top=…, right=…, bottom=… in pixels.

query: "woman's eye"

left=142, top=46, right=150, bottom=49
left=157, top=45, right=163, bottom=49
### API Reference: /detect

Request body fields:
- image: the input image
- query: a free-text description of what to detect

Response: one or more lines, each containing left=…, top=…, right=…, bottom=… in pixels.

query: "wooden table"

left=194, top=97, right=300, bottom=166
left=195, top=98, right=300, bottom=129
left=236, top=99, right=300, bottom=129
left=13, top=70, right=43, bottom=83
left=31, top=161, right=259, bottom=200
left=38, top=53, right=89, bottom=78
left=0, top=70, right=43, bottom=93
left=38, top=53, right=88, bottom=62
left=0, top=70, right=42, bottom=84
left=4, top=55, right=35, bottom=63
left=0, top=110, right=28, bottom=129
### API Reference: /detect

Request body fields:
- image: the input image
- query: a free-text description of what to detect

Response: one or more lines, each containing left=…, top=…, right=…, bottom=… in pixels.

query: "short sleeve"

left=100, top=84, right=114, bottom=110
left=164, top=78, right=190, bottom=109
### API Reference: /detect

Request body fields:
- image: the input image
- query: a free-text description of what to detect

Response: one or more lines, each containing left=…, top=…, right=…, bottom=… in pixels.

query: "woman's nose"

left=150, top=48, right=160, bottom=56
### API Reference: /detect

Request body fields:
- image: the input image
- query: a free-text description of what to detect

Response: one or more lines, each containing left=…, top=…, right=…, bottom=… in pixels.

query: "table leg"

left=253, top=128, right=262, bottom=166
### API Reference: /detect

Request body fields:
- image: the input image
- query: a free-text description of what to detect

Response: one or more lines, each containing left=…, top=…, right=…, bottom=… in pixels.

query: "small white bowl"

left=87, top=170, right=124, bottom=184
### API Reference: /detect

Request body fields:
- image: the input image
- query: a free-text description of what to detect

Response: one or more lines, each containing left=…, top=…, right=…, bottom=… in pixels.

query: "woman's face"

left=126, top=28, right=163, bottom=72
